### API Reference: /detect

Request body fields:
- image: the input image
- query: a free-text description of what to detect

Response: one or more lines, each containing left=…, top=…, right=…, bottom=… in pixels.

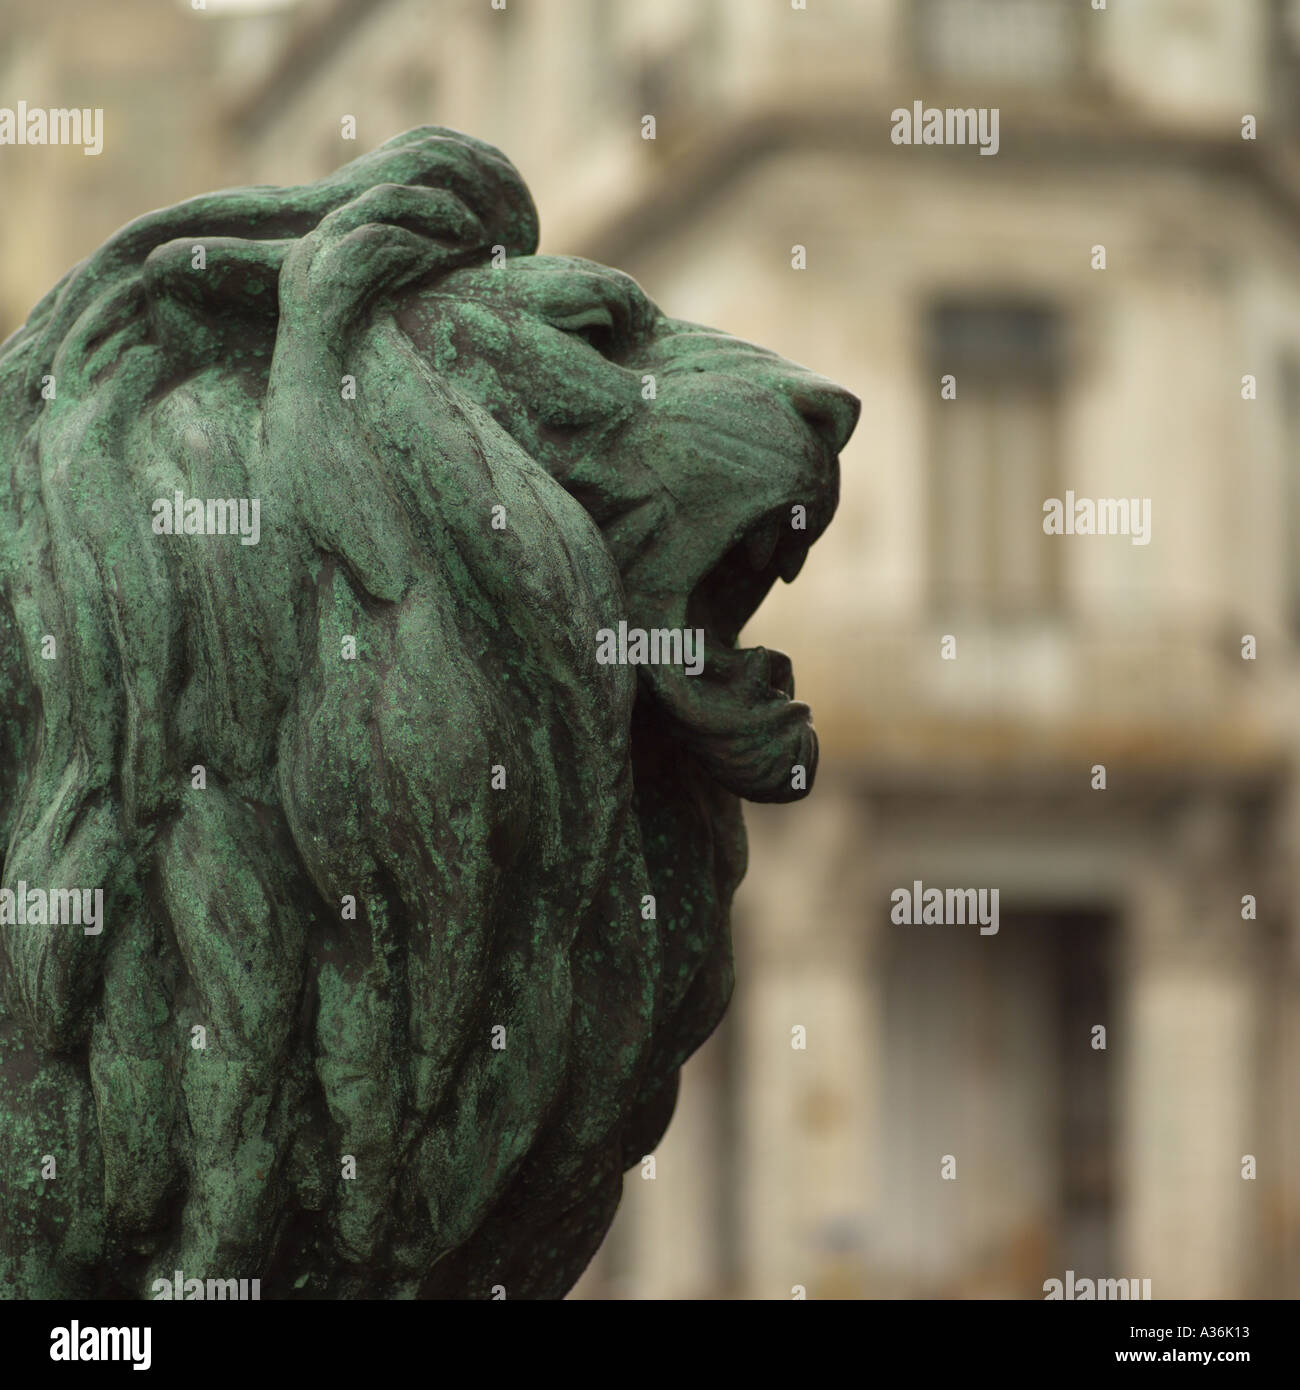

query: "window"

left=620, top=0, right=720, bottom=149
left=927, top=301, right=1065, bottom=616
left=1271, top=0, right=1300, bottom=131
left=911, top=0, right=1083, bottom=86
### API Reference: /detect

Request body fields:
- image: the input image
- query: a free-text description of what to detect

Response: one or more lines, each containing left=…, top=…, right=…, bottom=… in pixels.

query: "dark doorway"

left=877, top=903, right=1117, bottom=1296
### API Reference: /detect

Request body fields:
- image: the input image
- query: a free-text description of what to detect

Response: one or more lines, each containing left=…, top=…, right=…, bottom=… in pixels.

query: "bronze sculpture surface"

left=0, top=128, right=858, bottom=1298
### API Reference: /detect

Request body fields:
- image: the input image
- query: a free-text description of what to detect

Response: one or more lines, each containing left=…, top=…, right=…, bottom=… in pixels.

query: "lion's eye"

left=550, top=308, right=618, bottom=357
left=573, top=322, right=615, bottom=354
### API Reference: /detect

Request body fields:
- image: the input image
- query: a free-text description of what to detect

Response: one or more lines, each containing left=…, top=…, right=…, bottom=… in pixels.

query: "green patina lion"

left=0, top=127, right=857, bottom=1298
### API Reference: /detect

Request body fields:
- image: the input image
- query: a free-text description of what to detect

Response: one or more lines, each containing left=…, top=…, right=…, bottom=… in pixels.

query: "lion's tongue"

left=640, top=644, right=818, bottom=803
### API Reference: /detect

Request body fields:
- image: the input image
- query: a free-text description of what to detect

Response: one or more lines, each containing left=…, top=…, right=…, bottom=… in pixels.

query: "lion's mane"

left=0, top=129, right=750, bottom=1298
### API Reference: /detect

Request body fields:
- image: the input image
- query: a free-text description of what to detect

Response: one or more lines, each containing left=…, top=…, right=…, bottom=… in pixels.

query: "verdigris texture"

left=0, top=127, right=858, bottom=1298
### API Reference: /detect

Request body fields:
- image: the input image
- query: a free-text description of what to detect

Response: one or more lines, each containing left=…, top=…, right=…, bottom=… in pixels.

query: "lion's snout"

left=789, top=382, right=860, bottom=456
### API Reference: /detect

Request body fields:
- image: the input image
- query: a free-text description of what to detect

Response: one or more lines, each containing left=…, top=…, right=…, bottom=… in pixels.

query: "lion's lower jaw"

left=641, top=656, right=820, bottom=804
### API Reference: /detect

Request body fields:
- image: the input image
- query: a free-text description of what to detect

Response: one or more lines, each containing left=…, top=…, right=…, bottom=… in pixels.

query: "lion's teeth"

left=746, top=518, right=780, bottom=572
left=777, top=545, right=808, bottom=583
left=765, top=648, right=795, bottom=697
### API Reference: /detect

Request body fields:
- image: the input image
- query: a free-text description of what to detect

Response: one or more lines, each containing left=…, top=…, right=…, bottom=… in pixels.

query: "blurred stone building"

left=3, top=0, right=1299, bottom=1299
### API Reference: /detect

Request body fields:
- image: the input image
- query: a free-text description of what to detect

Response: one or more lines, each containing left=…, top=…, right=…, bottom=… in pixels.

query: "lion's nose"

left=790, top=385, right=860, bottom=454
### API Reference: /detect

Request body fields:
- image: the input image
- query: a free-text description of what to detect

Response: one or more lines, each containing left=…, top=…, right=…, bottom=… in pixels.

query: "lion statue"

left=0, top=128, right=857, bottom=1299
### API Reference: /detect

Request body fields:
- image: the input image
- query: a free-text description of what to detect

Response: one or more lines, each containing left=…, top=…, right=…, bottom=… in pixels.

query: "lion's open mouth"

left=636, top=511, right=820, bottom=804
